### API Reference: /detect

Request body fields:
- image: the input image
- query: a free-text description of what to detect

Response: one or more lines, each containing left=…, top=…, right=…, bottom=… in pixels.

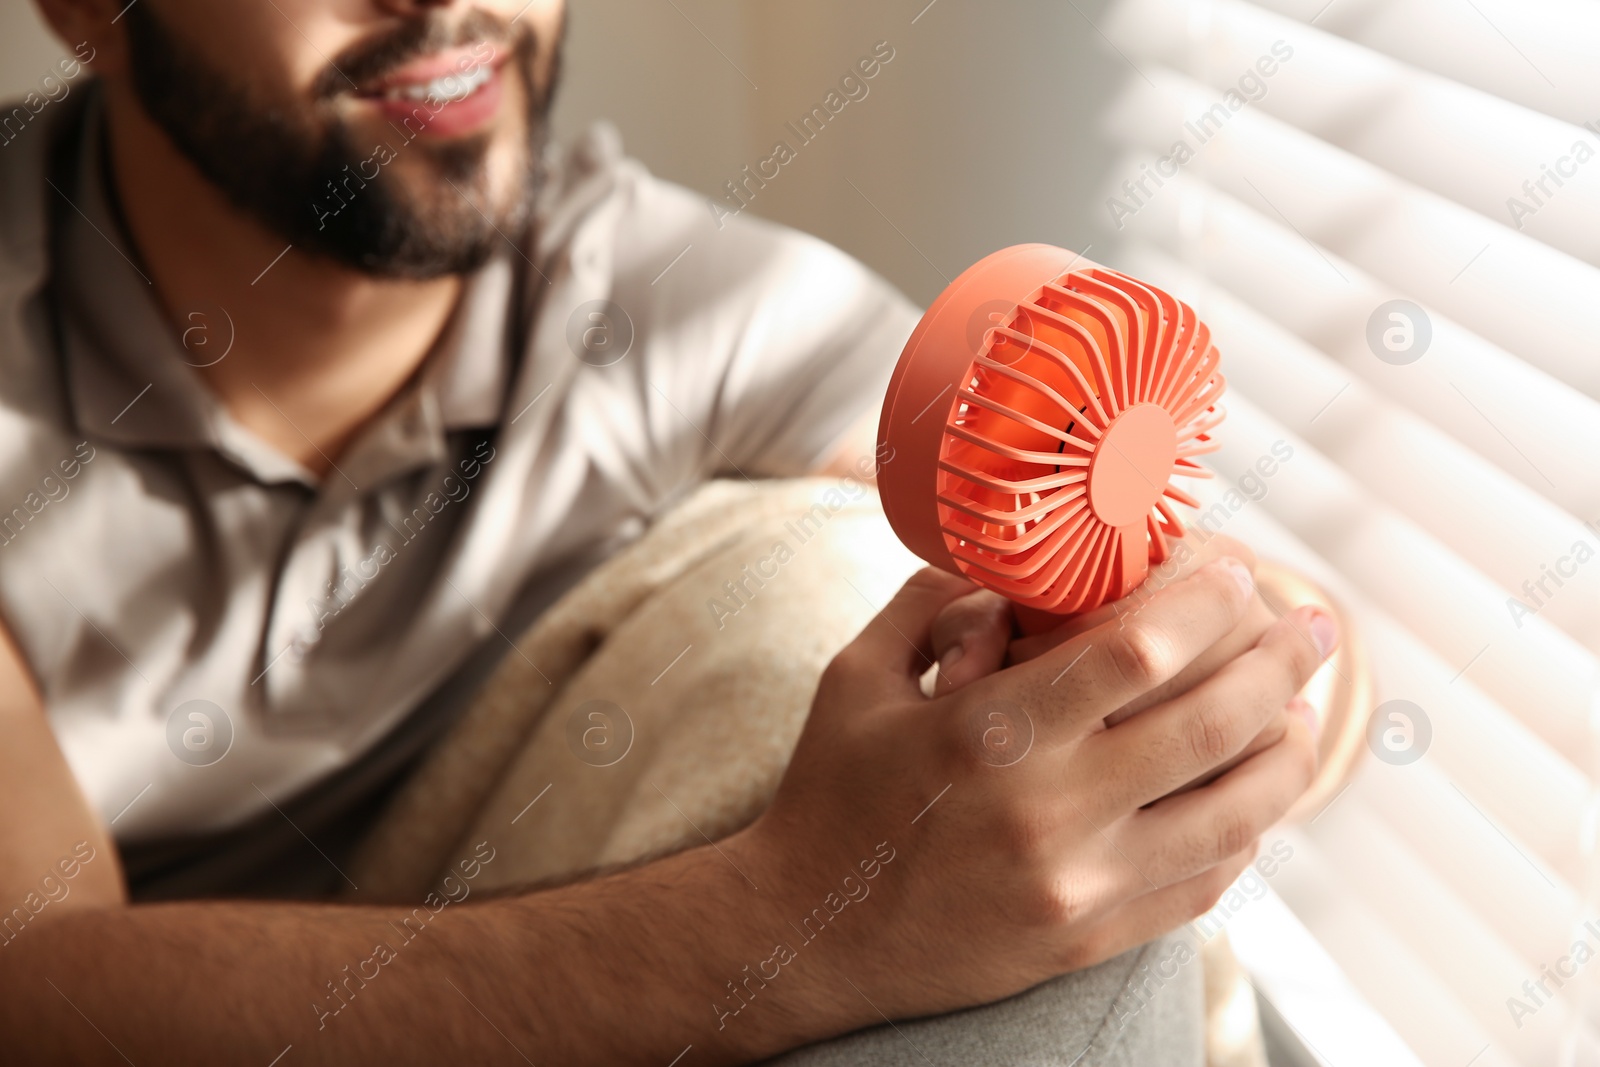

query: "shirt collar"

left=54, top=85, right=515, bottom=491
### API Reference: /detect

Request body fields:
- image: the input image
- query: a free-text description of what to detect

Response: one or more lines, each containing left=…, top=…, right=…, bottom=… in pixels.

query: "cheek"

left=163, top=0, right=323, bottom=88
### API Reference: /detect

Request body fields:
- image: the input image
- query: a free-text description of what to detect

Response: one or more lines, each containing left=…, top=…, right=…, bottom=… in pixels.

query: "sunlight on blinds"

left=1097, top=0, right=1600, bottom=1063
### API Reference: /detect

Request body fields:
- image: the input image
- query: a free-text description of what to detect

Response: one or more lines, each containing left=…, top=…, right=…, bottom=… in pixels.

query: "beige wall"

left=1, top=3, right=69, bottom=99
left=2, top=0, right=1118, bottom=305
left=555, top=0, right=1119, bottom=305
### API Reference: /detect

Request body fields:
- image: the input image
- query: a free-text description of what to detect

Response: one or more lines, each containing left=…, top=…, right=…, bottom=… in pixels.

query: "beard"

left=120, top=6, right=558, bottom=279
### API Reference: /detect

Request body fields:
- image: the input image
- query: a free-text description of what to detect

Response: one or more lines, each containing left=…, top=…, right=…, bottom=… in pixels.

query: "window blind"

left=1098, top=0, right=1600, bottom=1063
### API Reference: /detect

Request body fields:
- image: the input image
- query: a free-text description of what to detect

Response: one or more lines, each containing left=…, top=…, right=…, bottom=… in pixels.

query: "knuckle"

left=1106, top=624, right=1172, bottom=691
left=1183, top=703, right=1234, bottom=767
left=905, top=566, right=962, bottom=598
left=820, top=646, right=864, bottom=691
left=946, top=703, right=993, bottom=773
left=1016, top=874, right=1086, bottom=930
left=1209, top=806, right=1255, bottom=863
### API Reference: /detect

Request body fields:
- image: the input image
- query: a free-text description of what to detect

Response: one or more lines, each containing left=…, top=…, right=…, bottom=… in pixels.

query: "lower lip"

left=364, top=66, right=506, bottom=139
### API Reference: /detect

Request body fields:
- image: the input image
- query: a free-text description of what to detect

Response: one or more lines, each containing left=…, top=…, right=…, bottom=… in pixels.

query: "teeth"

left=386, top=62, right=493, bottom=105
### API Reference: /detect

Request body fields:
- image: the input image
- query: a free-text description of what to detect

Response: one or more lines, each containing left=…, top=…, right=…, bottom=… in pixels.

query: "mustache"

left=312, top=9, right=529, bottom=100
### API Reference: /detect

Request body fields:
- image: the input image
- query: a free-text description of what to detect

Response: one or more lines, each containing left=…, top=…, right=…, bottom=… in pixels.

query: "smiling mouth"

left=355, top=44, right=505, bottom=108
left=378, top=61, right=494, bottom=107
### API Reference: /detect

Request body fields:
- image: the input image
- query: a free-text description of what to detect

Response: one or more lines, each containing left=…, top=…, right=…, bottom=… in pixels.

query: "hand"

left=931, top=532, right=1322, bottom=781
left=731, top=557, right=1335, bottom=1022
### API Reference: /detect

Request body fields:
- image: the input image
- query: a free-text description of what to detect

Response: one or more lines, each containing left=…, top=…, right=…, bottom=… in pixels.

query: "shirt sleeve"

left=701, top=223, right=922, bottom=477
left=614, top=169, right=923, bottom=485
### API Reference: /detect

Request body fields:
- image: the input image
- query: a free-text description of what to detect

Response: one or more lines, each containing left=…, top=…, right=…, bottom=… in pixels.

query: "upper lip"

left=357, top=43, right=504, bottom=96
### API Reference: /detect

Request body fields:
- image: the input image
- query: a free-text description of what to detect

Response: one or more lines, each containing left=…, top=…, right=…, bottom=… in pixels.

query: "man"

left=0, top=0, right=1332, bottom=1061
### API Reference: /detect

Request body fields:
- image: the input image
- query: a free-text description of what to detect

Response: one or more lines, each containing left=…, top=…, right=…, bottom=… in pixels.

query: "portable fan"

left=877, top=244, right=1225, bottom=626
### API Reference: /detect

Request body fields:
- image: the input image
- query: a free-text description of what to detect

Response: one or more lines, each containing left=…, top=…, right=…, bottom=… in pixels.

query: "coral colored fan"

left=876, top=244, right=1225, bottom=624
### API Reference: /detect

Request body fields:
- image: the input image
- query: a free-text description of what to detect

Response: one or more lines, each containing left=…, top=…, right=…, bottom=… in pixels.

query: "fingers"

left=1009, top=532, right=1259, bottom=666
left=832, top=568, right=981, bottom=702
left=1067, top=842, right=1257, bottom=972
left=1007, top=599, right=1119, bottom=666
left=929, top=589, right=1014, bottom=693
left=1104, top=591, right=1274, bottom=728
left=963, top=556, right=1257, bottom=739
left=1118, top=712, right=1317, bottom=887
left=1192, top=695, right=1319, bottom=793
left=1083, top=604, right=1335, bottom=814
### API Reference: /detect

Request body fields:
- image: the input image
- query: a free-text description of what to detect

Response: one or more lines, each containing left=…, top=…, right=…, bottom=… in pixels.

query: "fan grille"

left=933, top=265, right=1225, bottom=614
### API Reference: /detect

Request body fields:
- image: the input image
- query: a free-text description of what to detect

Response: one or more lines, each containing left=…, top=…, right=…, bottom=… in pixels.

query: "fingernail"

left=1218, top=557, right=1254, bottom=600
left=1309, top=610, right=1339, bottom=657
left=938, top=643, right=965, bottom=676
left=1289, top=696, right=1321, bottom=746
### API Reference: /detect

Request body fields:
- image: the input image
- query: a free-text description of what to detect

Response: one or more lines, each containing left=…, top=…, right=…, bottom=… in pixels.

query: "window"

left=1100, top=0, right=1600, bottom=1062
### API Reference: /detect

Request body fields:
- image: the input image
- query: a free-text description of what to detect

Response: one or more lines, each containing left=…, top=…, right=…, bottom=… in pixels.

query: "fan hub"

left=1086, top=403, right=1179, bottom=528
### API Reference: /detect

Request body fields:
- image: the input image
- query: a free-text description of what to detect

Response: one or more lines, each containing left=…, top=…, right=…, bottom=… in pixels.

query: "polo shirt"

left=0, top=83, right=917, bottom=893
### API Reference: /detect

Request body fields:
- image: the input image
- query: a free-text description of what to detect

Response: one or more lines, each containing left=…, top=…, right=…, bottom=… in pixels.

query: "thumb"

left=929, top=588, right=1014, bottom=694
left=843, top=568, right=980, bottom=700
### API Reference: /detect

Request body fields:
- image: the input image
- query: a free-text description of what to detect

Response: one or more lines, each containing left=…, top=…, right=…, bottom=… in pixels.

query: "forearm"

left=0, top=831, right=868, bottom=1065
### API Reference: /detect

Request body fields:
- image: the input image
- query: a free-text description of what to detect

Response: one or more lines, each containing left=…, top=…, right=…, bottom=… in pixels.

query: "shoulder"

left=0, top=71, right=96, bottom=289
left=0, top=77, right=95, bottom=409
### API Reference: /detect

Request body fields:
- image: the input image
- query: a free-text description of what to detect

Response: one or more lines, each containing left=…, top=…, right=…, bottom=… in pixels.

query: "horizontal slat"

left=1122, top=244, right=1600, bottom=658
left=1309, top=798, right=1574, bottom=1062
left=1349, top=613, right=1584, bottom=892
left=1182, top=450, right=1592, bottom=883
left=1226, top=872, right=1428, bottom=1067
left=1111, top=175, right=1600, bottom=531
left=1352, top=747, right=1581, bottom=988
left=1106, top=0, right=1600, bottom=269
left=1094, top=7, right=1600, bottom=1063
left=1181, top=374, right=1600, bottom=1067
left=1265, top=827, right=1523, bottom=1067
left=1100, top=71, right=1600, bottom=406
left=1246, top=0, right=1600, bottom=131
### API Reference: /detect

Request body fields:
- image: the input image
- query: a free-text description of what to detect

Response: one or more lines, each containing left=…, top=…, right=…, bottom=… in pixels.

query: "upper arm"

left=0, top=611, right=125, bottom=908
left=620, top=175, right=920, bottom=484
left=703, top=244, right=916, bottom=479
